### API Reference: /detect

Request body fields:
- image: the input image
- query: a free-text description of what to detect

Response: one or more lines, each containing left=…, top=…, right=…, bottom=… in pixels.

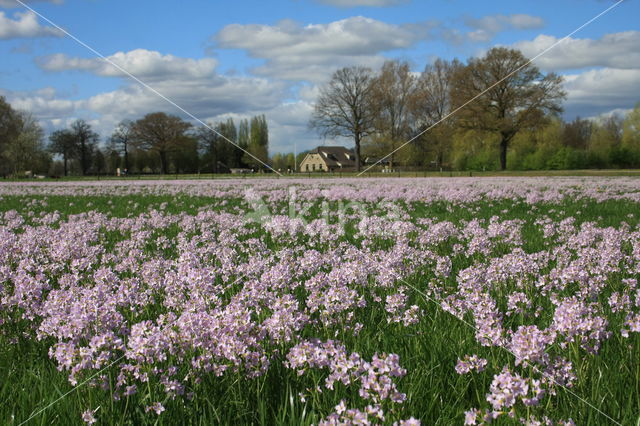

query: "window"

left=306, top=164, right=309, bottom=171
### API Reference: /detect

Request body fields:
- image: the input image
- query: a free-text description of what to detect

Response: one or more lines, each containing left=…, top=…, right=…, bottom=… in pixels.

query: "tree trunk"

left=63, top=154, right=68, bottom=176
left=500, top=137, right=508, bottom=171
left=159, top=151, right=168, bottom=174
left=80, top=141, right=87, bottom=176
left=124, top=144, right=129, bottom=172
left=354, top=132, right=361, bottom=172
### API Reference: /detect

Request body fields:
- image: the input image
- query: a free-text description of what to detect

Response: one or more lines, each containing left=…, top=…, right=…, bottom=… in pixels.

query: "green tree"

left=3, top=111, right=49, bottom=176
left=451, top=47, right=565, bottom=170
left=244, top=115, right=269, bottom=170
left=589, top=116, right=624, bottom=168
left=622, top=103, right=640, bottom=165
left=0, top=96, right=24, bottom=176
left=238, top=118, right=249, bottom=167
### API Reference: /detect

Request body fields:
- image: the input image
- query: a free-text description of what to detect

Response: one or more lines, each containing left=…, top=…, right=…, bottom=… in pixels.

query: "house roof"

left=307, top=146, right=356, bottom=168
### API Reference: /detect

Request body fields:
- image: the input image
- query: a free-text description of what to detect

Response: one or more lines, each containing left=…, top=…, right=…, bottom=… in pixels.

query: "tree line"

left=0, top=97, right=270, bottom=176
left=2, top=46, right=640, bottom=176
left=309, top=47, right=640, bottom=171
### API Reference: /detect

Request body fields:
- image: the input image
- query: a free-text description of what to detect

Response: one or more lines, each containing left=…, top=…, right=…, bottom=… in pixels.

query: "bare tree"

left=110, top=119, right=134, bottom=172
left=451, top=47, right=565, bottom=170
left=410, top=58, right=462, bottom=168
left=369, top=60, right=416, bottom=168
left=70, top=119, right=99, bottom=175
left=309, top=66, right=375, bottom=171
left=49, top=129, right=77, bottom=176
left=562, top=117, right=592, bottom=150
left=131, top=112, right=192, bottom=174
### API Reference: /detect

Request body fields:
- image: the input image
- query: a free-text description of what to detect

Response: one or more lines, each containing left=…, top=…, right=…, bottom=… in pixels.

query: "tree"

left=562, top=117, right=592, bottom=150
left=4, top=112, right=48, bottom=175
left=589, top=115, right=624, bottom=167
left=173, top=135, right=199, bottom=173
left=622, top=103, right=640, bottom=153
left=309, top=66, right=375, bottom=171
left=218, top=118, right=238, bottom=169
left=197, top=124, right=221, bottom=173
left=70, top=119, right=99, bottom=175
left=238, top=118, right=249, bottom=164
left=369, top=60, right=416, bottom=168
left=93, top=148, right=107, bottom=175
left=451, top=47, right=565, bottom=170
left=49, top=129, right=77, bottom=176
left=0, top=96, right=23, bottom=176
left=244, top=115, right=269, bottom=170
left=197, top=118, right=240, bottom=173
left=410, top=58, right=462, bottom=168
left=110, top=119, right=134, bottom=172
left=131, top=112, right=192, bottom=174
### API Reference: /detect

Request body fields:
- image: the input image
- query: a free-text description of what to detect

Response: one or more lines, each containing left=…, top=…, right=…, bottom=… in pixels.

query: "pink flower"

left=81, top=408, right=97, bottom=425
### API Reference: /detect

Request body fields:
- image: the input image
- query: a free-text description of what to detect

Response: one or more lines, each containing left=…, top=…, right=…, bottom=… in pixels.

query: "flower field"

left=1, top=177, right=639, bottom=425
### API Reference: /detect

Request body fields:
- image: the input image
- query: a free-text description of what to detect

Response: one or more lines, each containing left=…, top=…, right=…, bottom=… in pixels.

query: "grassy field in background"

left=4, top=169, right=640, bottom=182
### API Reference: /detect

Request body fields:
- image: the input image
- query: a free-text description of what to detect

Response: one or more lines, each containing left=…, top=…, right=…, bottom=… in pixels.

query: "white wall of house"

left=299, top=153, right=327, bottom=172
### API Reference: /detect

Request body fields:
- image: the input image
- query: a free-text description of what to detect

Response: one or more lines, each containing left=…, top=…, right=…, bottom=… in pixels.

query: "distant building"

left=299, top=146, right=357, bottom=172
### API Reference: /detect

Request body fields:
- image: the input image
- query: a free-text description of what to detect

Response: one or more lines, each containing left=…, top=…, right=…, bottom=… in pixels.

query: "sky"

left=0, top=0, right=638, bottom=154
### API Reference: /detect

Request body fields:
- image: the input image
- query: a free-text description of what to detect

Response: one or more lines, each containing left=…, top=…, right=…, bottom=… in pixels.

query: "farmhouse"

left=299, top=146, right=357, bottom=172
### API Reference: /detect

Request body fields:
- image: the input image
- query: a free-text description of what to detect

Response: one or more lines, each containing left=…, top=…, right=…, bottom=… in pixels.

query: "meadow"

left=0, top=177, right=639, bottom=425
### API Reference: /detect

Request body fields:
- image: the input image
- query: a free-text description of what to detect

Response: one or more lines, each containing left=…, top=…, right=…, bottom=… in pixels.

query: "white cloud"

left=84, top=76, right=286, bottom=120
left=563, top=68, right=640, bottom=118
left=37, top=49, right=219, bottom=81
left=1, top=79, right=324, bottom=154
left=588, top=107, right=633, bottom=123
left=465, top=14, right=544, bottom=32
left=513, top=31, right=640, bottom=71
left=265, top=101, right=319, bottom=153
left=213, top=17, right=432, bottom=82
left=464, top=14, right=544, bottom=42
left=0, top=10, right=62, bottom=39
left=314, top=0, right=408, bottom=7
left=1, top=71, right=289, bottom=140
left=0, top=0, right=62, bottom=8
left=1, top=87, right=77, bottom=119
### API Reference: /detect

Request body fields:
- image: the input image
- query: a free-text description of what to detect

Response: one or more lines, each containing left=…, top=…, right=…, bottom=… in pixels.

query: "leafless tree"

left=131, top=112, right=192, bottom=174
left=110, top=119, right=134, bottom=172
left=369, top=60, right=416, bottom=168
left=70, top=119, right=99, bottom=176
left=451, top=47, right=565, bottom=170
left=410, top=58, right=462, bottom=168
left=309, top=66, right=375, bottom=171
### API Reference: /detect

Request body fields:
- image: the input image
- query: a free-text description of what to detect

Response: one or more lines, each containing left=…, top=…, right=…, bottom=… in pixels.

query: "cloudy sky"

left=0, top=0, right=638, bottom=153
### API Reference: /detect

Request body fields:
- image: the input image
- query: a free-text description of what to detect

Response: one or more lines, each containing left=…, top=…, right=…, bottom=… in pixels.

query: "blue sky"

left=0, top=0, right=638, bottom=153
